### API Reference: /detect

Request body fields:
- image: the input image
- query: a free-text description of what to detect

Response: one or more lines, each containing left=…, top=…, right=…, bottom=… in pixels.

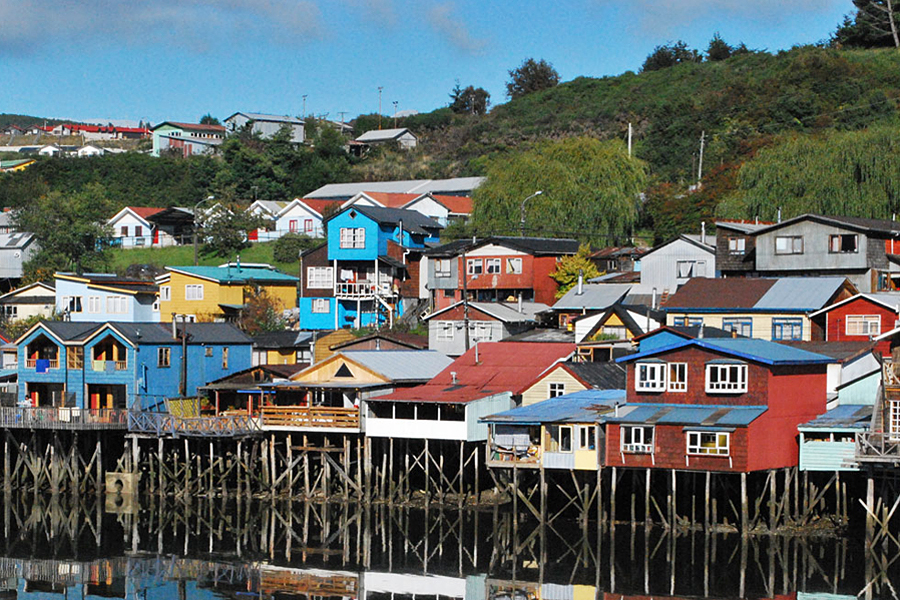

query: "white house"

left=246, top=200, right=288, bottom=242
left=0, top=282, right=56, bottom=323
left=224, top=112, right=305, bottom=144
left=354, top=128, right=418, bottom=150
left=271, top=198, right=334, bottom=239
left=38, top=144, right=61, bottom=157
left=108, top=207, right=165, bottom=248
left=0, top=233, right=38, bottom=279
left=76, top=144, right=105, bottom=157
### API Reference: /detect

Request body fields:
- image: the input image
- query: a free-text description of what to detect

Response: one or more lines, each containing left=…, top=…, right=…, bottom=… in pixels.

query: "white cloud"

left=427, top=2, right=488, bottom=55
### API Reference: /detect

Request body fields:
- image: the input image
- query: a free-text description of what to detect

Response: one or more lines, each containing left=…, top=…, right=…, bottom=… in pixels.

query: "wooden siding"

left=799, top=435, right=859, bottom=472
left=521, top=367, right=587, bottom=406
left=665, top=312, right=813, bottom=341
left=160, top=271, right=297, bottom=322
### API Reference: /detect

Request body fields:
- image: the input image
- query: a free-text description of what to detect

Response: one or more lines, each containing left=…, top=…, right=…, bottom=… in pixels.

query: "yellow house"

left=157, top=263, right=298, bottom=323
left=519, top=361, right=625, bottom=406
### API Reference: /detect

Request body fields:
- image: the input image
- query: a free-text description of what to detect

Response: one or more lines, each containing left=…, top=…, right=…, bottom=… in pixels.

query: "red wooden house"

left=608, top=338, right=833, bottom=473
left=809, top=292, right=900, bottom=356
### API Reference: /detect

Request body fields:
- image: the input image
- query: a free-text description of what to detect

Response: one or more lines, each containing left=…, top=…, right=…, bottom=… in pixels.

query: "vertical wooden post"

left=866, top=471, right=875, bottom=547
left=704, top=471, right=710, bottom=531
left=458, top=440, right=464, bottom=508
left=741, top=472, right=749, bottom=534
left=769, top=470, right=777, bottom=531
left=610, top=466, right=617, bottom=524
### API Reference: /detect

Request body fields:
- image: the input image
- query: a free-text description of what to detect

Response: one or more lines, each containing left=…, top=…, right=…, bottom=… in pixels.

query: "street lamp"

left=519, top=190, right=543, bottom=237
left=193, top=195, right=214, bottom=266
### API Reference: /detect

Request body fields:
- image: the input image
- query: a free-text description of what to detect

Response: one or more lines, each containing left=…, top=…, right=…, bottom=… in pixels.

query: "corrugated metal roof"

left=334, top=205, right=442, bottom=235
left=619, top=337, right=835, bottom=365
left=482, top=389, right=626, bottom=424
left=715, top=219, right=774, bottom=233
left=664, top=278, right=775, bottom=309
left=356, top=128, right=414, bottom=142
left=304, top=177, right=485, bottom=200
left=342, top=350, right=453, bottom=382
left=166, top=265, right=298, bottom=283
left=606, top=403, right=766, bottom=426
left=799, top=404, right=872, bottom=429
left=552, top=284, right=632, bottom=310
left=754, top=277, right=847, bottom=310
left=237, top=112, right=304, bottom=125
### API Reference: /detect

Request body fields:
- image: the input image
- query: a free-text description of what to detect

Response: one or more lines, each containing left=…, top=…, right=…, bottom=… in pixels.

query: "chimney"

left=755, top=215, right=759, bottom=225
left=698, top=324, right=704, bottom=339
left=652, top=287, right=658, bottom=311
left=518, top=294, right=523, bottom=314
left=701, top=221, right=706, bottom=245
left=451, top=371, right=458, bottom=385
left=171, top=315, right=177, bottom=338
left=576, top=269, right=584, bottom=295
left=475, top=341, right=479, bottom=363
left=777, top=207, right=782, bottom=223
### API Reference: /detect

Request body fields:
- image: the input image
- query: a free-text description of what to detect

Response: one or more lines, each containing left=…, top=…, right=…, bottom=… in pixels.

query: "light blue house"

left=55, top=273, right=159, bottom=322
left=299, top=205, right=442, bottom=330
left=16, top=321, right=252, bottom=410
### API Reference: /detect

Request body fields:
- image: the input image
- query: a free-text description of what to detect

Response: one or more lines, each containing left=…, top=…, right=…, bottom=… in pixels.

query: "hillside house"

left=634, top=233, right=716, bottom=299
left=354, top=128, right=418, bottom=150
left=146, top=207, right=195, bottom=247
left=273, top=198, right=335, bottom=239
left=55, top=273, right=159, bottom=322
left=108, top=206, right=165, bottom=248
left=151, top=121, right=226, bottom=157
left=551, top=282, right=633, bottom=329
left=0, top=282, right=55, bottom=322
left=304, top=177, right=484, bottom=201
left=424, top=300, right=548, bottom=356
left=0, top=233, right=38, bottom=283
left=715, top=219, right=774, bottom=277
left=224, top=112, right=305, bottom=143
left=246, top=200, right=288, bottom=242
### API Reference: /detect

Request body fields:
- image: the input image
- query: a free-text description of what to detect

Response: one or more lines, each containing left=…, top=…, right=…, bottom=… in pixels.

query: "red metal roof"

left=363, top=192, right=420, bottom=208
left=166, top=122, right=227, bottom=133
left=430, top=194, right=473, bottom=214
left=127, top=206, right=165, bottom=219
left=376, top=342, right=575, bottom=404
left=298, top=198, right=341, bottom=216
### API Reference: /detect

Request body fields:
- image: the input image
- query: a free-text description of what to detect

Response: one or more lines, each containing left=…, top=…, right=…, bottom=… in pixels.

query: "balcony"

left=0, top=407, right=129, bottom=430
left=91, top=360, right=128, bottom=372
left=25, top=359, right=58, bottom=370
left=261, top=405, right=360, bottom=430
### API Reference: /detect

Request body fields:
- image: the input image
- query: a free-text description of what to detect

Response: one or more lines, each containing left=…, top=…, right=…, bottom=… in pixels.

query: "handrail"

left=261, top=405, right=360, bottom=429
left=127, top=411, right=261, bottom=438
left=856, top=431, right=900, bottom=461
left=25, top=358, right=59, bottom=369
left=0, top=407, right=129, bottom=430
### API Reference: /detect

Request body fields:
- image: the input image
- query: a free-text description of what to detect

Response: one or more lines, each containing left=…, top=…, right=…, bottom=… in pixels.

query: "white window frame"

left=705, top=363, right=748, bottom=393
left=106, top=295, right=128, bottom=314
left=846, top=315, right=881, bottom=336
left=307, top=266, right=334, bottom=289
left=672, top=316, right=703, bottom=327
left=486, top=258, right=501, bottom=274
left=722, top=318, right=752, bottom=337
left=621, top=425, right=654, bottom=454
left=87, top=296, right=101, bottom=314
left=339, top=227, right=365, bottom=249
left=548, top=382, right=565, bottom=398
left=469, top=321, right=493, bottom=342
left=311, top=298, right=330, bottom=314
left=667, top=362, right=687, bottom=392
left=467, top=259, right=483, bottom=275
left=728, top=237, right=746, bottom=254
left=436, top=321, right=455, bottom=341
left=185, top=284, right=204, bottom=301
left=434, top=259, right=451, bottom=278
left=578, top=426, right=596, bottom=450
left=635, top=362, right=666, bottom=392
left=506, top=257, right=523, bottom=274
left=775, top=235, right=803, bottom=255
left=160, top=286, right=171, bottom=302
left=687, top=431, right=730, bottom=456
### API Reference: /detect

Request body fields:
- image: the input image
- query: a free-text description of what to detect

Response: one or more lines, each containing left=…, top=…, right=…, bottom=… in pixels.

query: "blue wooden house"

left=16, top=321, right=252, bottom=409
left=299, top=205, right=442, bottom=330
left=55, top=273, right=159, bottom=322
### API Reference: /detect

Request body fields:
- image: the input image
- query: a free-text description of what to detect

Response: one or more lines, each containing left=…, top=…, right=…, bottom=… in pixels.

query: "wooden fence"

left=127, top=411, right=261, bottom=438
left=0, top=407, right=129, bottom=430
left=260, top=405, right=360, bottom=430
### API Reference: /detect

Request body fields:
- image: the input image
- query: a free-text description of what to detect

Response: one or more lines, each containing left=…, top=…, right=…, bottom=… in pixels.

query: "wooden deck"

left=128, top=412, right=261, bottom=438
left=261, top=405, right=360, bottom=430
left=0, top=407, right=129, bottom=430
left=856, top=432, right=900, bottom=464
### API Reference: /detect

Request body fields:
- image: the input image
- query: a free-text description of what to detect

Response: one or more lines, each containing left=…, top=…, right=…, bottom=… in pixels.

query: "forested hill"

left=416, top=46, right=900, bottom=184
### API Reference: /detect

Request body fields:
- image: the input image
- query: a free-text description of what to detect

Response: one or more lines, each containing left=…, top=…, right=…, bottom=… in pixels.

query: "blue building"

left=299, top=205, right=442, bottom=330
left=16, top=321, right=252, bottom=409
left=55, top=273, right=159, bottom=322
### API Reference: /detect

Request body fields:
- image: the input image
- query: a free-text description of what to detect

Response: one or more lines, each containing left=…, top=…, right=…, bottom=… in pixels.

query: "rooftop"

left=166, top=264, right=298, bottom=284
left=305, top=177, right=485, bottom=200
left=799, top=404, right=873, bottom=430
left=664, top=277, right=850, bottom=312
left=340, top=350, right=453, bottom=382
left=605, top=403, right=767, bottom=427
left=552, top=283, right=633, bottom=311
left=330, top=205, right=443, bottom=235
left=618, top=337, right=835, bottom=366
left=482, top=389, right=626, bottom=424
left=355, top=128, right=415, bottom=142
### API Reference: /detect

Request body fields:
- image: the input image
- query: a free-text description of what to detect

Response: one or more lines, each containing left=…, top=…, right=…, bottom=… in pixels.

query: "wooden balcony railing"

left=25, top=359, right=58, bottom=370
left=128, top=412, right=261, bottom=438
left=487, top=445, right=542, bottom=467
left=261, top=405, right=360, bottom=429
left=856, top=432, right=900, bottom=463
left=91, top=360, right=128, bottom=371
left=0, top=407, right=129, bottom=430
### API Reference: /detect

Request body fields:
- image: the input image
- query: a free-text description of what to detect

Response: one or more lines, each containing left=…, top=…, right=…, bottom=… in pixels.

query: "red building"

left=809, top=292, right=900, bottom=356
left=427, top=237, right=580, bottom=311
left=608, top=338, right=832, bottom=473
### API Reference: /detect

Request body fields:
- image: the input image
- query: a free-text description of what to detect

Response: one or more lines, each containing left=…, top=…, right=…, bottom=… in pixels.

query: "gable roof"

left=561, top=361, right=627, bottom=389
left=166, top=265, right=298, bottom=284
left=225, top=112, right=304, bottom=125
left=248, top=200, right=289, bottom=217
left=373, top=342, right=576, bottom=404
left=755, top=214, right=900, bottom=237
left=304, top=177, right=485, bottom=200
left=664, top=277, right=852, bottom=312
left=809, top=292, right=900, bottom=318
left=714, top=219, right=774, bottom=234
left=641, top=234, right=715, bottom=260
left=426, top=194, right=473, bottom=214
left=328, top=205, right=443, bottom=235
left=355, top=128, right=416, bottom=143
left=330, top=331, right=428, bottom=350
left=341, top=350, right=453, bottom=382
left=0, top=282, right=55, bottom=302
left=152, top=121, right=226, bottom=134
left=483, top=389, right=626, bottom=425
left=424, top=300, right=549, bottom=323
left=0, top=232, right=34, bottom=249
left=109, top=206, right=165, bottom=224
left=552, top=283, right=632, bottom=311
left=617, top=337, right=834, bottom=366
left=351, top=191, right=420, bottom=208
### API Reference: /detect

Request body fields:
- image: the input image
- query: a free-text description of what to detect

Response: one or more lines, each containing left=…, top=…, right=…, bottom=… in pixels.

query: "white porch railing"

left=334, top=282, right=393, bottom=298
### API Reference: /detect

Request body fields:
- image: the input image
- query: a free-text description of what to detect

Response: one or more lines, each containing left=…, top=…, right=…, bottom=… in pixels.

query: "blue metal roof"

left=605, top=403, right=767, bottom=427
left=799, top=404, right=872, bottom=429
left=482, top=389, right=626, bottom=424
left=617, top=337, right=835, bottom=366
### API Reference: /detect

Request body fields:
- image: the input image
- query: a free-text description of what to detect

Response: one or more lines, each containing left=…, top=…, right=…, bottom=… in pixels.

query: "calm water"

left=0, top=494, right=890, bottom=599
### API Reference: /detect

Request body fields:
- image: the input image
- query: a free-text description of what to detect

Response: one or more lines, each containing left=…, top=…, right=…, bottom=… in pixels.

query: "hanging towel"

left=35, top=359, right=50, bottom=373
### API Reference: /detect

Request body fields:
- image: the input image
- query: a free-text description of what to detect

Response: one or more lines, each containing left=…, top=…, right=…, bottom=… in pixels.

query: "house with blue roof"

left=610, top=337, right=834, bottom=473
left=15, top=321, right=252, bottom=410
left=298, top=205, right=442, bottom=330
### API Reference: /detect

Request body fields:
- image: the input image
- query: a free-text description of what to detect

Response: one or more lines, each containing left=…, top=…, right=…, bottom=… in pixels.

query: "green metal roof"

left=167, top=265, right=298, bottom=284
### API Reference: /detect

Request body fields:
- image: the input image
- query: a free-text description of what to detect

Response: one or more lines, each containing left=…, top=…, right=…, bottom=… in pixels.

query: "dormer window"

left=705, top=362, right=748, bottom=393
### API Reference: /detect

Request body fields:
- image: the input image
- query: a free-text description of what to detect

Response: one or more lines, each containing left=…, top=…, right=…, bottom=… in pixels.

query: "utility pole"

left=462, top=250, right=470, bottom=352
left=627, top=122, right=633, bottom=157
left=338, top=111, right=348, bottom=132
left=302, top=95, right=308, bottom=119
left=378, top=87, right=384, bottom=129
left=392, top=101, right=398, bottom=128
left=697, top=130, right=706, bottom=185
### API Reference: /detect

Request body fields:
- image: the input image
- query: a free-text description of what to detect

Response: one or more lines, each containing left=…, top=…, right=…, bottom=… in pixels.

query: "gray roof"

left=251, top=200, right=288, bottom=216
left=503, top=328, right=575, bottom=343
left=227, top=112, right=304, bottom=125
left=252, top=330, right=310, bottom=349
left=337, top=205, right=442, bottom=235
left=753, top=277, right=847, bottom=311
left=35, top=322, right=251, bottom=346
left=564, top=361, right=627, bottom=390
left=355, top=128, right=415, bottom=143
left=305, top=177, right=485, bottom=200
left=552, top=283, right=633, bottom=311
left=0, top=232, right=34, bottom=249
left=682, top=234, right=717, bottom=248
left=427, top=301, right=548, bottom=323
left=799, top=404, right=872, bottom=430
left=342, top=350, right=453, bottom=382
left=715, top=220, right=772, bottom=234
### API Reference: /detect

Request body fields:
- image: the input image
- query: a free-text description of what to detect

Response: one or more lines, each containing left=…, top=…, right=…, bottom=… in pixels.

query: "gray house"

left=0, top=233, right=37, bottom=281
left=225, top=112, right=305, bottom=144
left=635, top=233, right=716, bottom=299
left=355, top=127, right=417, bottom=149
left=424, top=300, right=548, bottom=356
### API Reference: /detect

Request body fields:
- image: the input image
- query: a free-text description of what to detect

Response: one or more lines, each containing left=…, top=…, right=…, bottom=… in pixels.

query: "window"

left=846, top=315, right=881, bottom=336
left=222, top=347, right=229, bottom=369
left=307, top=267, right=334, bottom=289
left=469, top=321, right=493, bottom=342
left=434, top=259, right=451, bottom=278
left=668, top=363, right=688, bottom=392
left=621, top=426, right=654, bottom=453
left=205, top=347, right=213, bottom=357
left=722, top=318, right=752, bottom=337
left=442, top=289, right=455, bottom=298
left=289, top=219, right=298, bottom=232
left=467, top=259, right=483, bottom=275
left=304, top=219, right=313, bottom=232
left=160, top=286, right=171, bottom=301
left=486, top=258, right=501, bottom=274
left=106, top=296, right=128, bottom=314
left=775, top=236, right=803, bottom=254
left=158, top=347, right=171, bottom=368
left=185, top=284, right=204, bottom=301
left=687, top=431, right=730, bottom=456
left=311, top=298, right=330, bottom=313
left=87, top=296, right=101, bottom=314
left=547, top=425, right=573, bottom=453
left=772, top=318, right=803, bottom=341
left=706, top=363, right=748, bottom=393
left=676, top=260, right=706, bottom=279
left=1, top=306, right=15, bottom=319
left=829, top=234, right=858, bottom=253
left=67, top=347, right=83, bottom=370
left=339, top=227, right=365, bottom=249
left=436, top=321, right=454, bottom=341
left=578, top=426, right=596, bottom=450
left=506, top=258, right=523, bottom=274
left=548, top=382, right=565, bottom=398
left=672, top=316, right=703, bottom=327
left=636, top=362, right=666, bottom=392
left=135, top=225, right=142, bottom=238
left=62, top=296, right=83, bottom=313
left=728, top=237, right=746, bottom=255
left=120, top=225, right=128, bottom=237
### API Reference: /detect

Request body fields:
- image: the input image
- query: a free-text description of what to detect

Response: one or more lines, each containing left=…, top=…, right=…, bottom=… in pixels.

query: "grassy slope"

left=107, top=242, right=299, bottom=275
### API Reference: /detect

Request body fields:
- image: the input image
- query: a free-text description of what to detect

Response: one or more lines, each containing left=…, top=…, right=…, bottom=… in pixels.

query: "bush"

left=273, top=233, right=320, bottom=264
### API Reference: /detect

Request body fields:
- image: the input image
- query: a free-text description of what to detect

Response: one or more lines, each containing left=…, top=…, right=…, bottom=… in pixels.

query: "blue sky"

left=0, top=0, right=852, bottom=126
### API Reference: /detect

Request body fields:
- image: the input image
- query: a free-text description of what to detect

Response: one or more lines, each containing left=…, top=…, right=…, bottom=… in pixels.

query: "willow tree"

left=718, top=125, right=900, bottom=221
left=470, top=137, right=647, bottom=244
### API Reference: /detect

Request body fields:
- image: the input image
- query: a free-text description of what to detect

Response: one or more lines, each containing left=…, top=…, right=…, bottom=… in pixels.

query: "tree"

left=15, top=183, right=114, bottom=278
left=706, top=33, right=733, bottom=61
left=833, top=1, right=900, bottom=47
left=273, top=233, right=320, bottom=264
left=506, top=58, right=560, bottom=99
left=200, top=113, right=221, bottom=125
left=471, top=137, right=648, bottom=244
left=549, top=244, right=601, bottom=298
left=449, top=81, right=491, bottom=115
left=199, top=202, right=267, bottom=257
left=641, top=41, right=702, bottom=72
left=239, top=286, right=287, bottom=335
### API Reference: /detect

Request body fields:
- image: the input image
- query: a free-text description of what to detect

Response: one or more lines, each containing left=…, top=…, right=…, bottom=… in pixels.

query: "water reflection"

left=0, top=494, right=888, bottom=599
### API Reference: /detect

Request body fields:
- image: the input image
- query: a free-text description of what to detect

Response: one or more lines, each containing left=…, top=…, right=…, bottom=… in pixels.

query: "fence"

left=0, top=407, right=129, bottom=430
left=128, top=411, right=261, bottom=438
left=260, top=405, right=360, bottom=430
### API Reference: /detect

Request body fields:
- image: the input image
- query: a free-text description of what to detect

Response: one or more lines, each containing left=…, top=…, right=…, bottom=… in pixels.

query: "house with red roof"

left=270, top=197, right=340, bottom=239
left=107, top=206, right=166, bottom=248
left=364, top=341, right=575, bottom=442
